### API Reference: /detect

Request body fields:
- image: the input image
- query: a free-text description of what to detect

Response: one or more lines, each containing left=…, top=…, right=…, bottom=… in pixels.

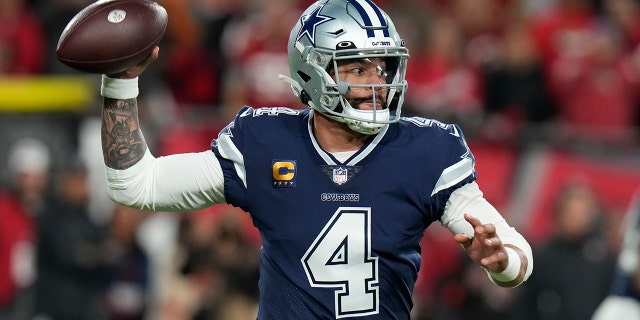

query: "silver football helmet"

left=280, top=0, right=409, bottom=135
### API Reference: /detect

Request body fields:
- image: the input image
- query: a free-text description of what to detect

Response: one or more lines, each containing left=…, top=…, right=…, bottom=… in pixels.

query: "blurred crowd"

left=1, top=0, right=640, bottom=319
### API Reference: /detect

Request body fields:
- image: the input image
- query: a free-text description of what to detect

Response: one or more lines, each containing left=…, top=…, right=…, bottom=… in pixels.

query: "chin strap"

left=279, top=73, right=314, bottom=107
left=278, top=74, right=303, bottom=98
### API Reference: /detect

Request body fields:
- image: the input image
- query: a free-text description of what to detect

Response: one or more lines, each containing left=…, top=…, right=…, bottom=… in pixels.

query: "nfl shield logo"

left=332, top=167, right=348, bottom=185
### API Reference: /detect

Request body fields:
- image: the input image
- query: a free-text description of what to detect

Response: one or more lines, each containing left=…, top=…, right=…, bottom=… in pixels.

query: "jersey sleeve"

left=426, top=123, right=477, bottom=218
left=209, top=106, right=255, bottom=211
left=431, top=124, right=476, bottom=195
left=209, top=106, right=306, bottom=212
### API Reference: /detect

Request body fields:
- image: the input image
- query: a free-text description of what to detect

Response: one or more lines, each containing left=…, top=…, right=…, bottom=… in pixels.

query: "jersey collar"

left=307, top=110, right=389, bottom=166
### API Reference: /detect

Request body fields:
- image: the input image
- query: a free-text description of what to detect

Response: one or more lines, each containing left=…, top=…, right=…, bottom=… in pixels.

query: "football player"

left=99, top=0, right=533, bottom=318
left=593, top=189, right=640, bottom=320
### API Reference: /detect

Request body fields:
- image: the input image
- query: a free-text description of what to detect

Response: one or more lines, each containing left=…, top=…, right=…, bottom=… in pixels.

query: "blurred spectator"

left=482, top=20, right=557, bottom=144
left=34, top=0, right=93, bottom=73
left=547, top=23, right=640, bottom=145
left=33, top=157, right=120, bottom=320
left=403, top=15, right=484, bottom=134
left=221, top=0, right=303, bottom=118
left=153, top=0, right=251, bottom=158
left=524, top=0, right=640, bottom=145
left=160, top=0, right=250, bottom=113
left=149, top=204, right=259, bottom=320
left=149, top=212, right=223, bottom=320
left=601, top=0, right=640, bottom=53
left=593, top=187, right=640, bottom=319
left=515, top=181, right=616, bottom=320
left=160, top=0, right=202, bottom=48
left=207, top=207, right=260, bottom=320
left=102, top=205, right=152, bottom=320
left=411, top=228, right=468, bottom=320
left=0, top=0, right=46, bottom=74
left=452, top=0, right=511, bottom=68
left=454, top=256, right=521, bottom=320
left=529, top=0, right=598, bottom=71
left=0, top=138, right=50, bottom=320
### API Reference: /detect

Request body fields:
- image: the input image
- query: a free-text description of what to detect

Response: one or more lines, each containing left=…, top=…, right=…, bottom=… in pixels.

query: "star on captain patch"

left=296, top=5, right=334, bottom=47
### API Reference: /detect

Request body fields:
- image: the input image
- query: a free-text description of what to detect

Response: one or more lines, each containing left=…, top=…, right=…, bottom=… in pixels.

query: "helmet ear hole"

left=296, top=71, right=313, bottom=105
left=297, top=71, right=311, bottom=83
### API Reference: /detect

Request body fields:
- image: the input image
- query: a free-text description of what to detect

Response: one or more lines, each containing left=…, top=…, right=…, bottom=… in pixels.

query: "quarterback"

left=99, top=0, right=533, bottom=318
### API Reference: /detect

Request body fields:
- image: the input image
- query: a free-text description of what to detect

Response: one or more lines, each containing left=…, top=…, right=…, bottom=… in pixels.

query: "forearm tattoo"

left=102, top=97, right=147, bottom=169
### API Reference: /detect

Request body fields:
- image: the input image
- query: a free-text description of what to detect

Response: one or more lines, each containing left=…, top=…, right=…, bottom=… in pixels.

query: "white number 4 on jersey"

left=301, top=207, right=379, bottom=318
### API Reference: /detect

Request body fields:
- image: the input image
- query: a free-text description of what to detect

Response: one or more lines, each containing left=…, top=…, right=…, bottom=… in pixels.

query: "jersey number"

left=301, top=207, right=379, bottom=318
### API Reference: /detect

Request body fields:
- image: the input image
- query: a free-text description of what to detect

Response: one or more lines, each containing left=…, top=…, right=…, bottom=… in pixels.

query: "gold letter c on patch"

left=273, top=161, right=296, bottom=181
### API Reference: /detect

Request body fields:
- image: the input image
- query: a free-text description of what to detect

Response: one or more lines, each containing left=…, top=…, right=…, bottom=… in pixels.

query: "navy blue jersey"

left=211, top=106, right=476, bottom=319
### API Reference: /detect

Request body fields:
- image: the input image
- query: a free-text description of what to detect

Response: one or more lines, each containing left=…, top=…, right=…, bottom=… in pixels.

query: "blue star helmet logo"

left=296, top=5, right=334, bottom=47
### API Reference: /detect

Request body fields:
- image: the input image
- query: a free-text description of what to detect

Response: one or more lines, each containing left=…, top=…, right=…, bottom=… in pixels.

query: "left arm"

left=440, top=182, right=533, bottom=287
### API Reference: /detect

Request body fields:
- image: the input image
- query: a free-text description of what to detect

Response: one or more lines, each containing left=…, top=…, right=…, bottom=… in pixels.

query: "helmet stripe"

left=348, top=0, right=390, bottom=37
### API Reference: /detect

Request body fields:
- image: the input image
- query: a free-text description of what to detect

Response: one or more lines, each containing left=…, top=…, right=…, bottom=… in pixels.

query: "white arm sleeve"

left=440, top=182, right=534, bottom=282
left=105, top=149, right=226, bottom=212
left=592, top=296, right=640, bottom=320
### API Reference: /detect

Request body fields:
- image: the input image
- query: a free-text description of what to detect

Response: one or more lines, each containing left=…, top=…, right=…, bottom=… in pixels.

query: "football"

left=56, top=0, right=168, bottom=75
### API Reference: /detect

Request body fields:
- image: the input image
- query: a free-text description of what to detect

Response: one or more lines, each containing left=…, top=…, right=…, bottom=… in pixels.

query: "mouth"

left=350, top=97, right=386, bottom=110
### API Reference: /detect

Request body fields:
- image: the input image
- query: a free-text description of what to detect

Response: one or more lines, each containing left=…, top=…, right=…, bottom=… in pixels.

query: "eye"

left=350, top=67, right=365, bottom=75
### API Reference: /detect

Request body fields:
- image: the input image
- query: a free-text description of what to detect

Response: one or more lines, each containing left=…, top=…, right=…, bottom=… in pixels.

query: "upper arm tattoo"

left=102, top=97, right=148, bottom=169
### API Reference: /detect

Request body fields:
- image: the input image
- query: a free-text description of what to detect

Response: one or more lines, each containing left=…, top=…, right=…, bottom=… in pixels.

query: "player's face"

left=332, top=58, right=388, bottom=110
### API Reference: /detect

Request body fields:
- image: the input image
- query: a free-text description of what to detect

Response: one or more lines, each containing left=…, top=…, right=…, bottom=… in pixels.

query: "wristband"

left=488, top=247, right=521, bottom=283
left=101, top=75, right=139, bottom=99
